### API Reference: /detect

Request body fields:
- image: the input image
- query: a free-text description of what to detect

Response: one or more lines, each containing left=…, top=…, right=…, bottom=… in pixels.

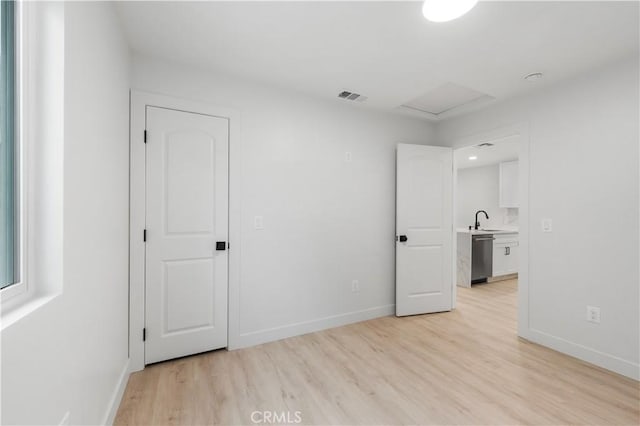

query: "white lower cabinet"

left=493, top=234, right=519, bottom=277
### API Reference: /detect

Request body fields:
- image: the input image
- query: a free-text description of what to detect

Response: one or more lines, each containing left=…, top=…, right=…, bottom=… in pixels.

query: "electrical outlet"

left=345, top=151, right=352, bottom=162
left=586, top=306, right=601, bottom=324
left=254, top=216, right=264, bottom=230
left=351, top=280, right=360, bottom=293
left=542, top=218, right=553, bottom=232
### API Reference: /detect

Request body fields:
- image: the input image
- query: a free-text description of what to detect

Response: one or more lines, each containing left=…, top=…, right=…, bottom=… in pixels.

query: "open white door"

left=396, top=144, right=453, bottom=316
left=145, top=106, right=229, bottom=364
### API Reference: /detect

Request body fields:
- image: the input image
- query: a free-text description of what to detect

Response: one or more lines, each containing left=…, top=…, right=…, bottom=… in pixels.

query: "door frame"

left=450, top=122, right=530, bottom=337
left=128, top=90, right=241, bottom=372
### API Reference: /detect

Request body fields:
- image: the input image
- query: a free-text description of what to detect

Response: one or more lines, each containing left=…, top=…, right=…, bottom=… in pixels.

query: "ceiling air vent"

left=338, top=90, right=368, bottom=102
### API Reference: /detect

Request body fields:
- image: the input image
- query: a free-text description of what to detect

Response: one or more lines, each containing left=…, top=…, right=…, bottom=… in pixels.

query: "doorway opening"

left=453, top=130, right=526, bottom=334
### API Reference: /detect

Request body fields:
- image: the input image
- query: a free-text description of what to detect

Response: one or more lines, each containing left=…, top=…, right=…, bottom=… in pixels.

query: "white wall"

left=438, top=56, right=639, bottom=379
left=456, top=164, right=518, bottom=229
left=131, top=55, right=436, bottom=348
left=1, top=2, right=131, bottom=424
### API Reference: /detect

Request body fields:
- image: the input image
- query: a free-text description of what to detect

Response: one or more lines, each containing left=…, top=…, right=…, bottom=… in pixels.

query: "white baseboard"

left=233, top=304, right=395, bottom=349
left=522, top=328, right=639, bottom=381
left=101, top=359, right=131, bottom=425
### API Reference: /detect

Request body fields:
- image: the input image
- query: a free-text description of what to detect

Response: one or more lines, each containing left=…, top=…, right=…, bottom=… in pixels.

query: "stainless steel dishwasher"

left=471, top=234, right=494, bottom=284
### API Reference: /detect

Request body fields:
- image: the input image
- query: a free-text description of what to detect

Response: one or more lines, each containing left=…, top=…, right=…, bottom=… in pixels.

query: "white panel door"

left=145, top=106, right=229, bottom=364
left=396, top=144, right=453, bottom=316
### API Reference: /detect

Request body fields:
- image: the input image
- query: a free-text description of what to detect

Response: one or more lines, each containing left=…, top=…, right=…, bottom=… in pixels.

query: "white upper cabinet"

left=499, top=160, right=519, bottom=208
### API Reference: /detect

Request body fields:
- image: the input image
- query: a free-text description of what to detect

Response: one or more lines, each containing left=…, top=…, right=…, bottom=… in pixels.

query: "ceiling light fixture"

left=524, top=72, right=544, bottom=81
left=422, top=0, right=478, bottom=23
left=468, top=156, right=477, bottom=160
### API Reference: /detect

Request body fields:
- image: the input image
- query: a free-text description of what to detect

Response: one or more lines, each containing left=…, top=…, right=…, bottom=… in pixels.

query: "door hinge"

left=143, top=328, right=146, bottom=341
left=144, top=130, right=147, bottom=143
left=143, top=229, right=147, bottom=242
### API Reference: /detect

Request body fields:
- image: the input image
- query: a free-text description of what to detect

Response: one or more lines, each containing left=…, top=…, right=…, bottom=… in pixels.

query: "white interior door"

left=145, top=106, right=229, bottom=364
left=396, top=144, right=453, bottom=316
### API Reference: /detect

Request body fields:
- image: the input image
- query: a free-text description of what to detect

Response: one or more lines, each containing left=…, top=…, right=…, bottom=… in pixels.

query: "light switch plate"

left=542, top=218, right=553, bottom=232
left=345, top=151, right=352, bottom=162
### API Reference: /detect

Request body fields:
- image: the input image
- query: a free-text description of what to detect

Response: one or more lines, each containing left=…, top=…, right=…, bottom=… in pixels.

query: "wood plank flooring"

left=115, top=279, right=640, bottom=425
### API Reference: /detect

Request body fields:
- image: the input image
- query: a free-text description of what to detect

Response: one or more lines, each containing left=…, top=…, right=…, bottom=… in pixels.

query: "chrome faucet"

left=475, top=210, right=489, bottom=230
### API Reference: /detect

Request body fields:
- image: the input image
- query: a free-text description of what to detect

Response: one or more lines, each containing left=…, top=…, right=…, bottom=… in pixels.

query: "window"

left=1, top=1, right=65, bottom=318
left=1, top=0, right=17, bottom=290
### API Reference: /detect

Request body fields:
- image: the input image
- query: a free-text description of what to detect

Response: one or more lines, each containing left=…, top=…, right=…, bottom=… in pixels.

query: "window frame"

left=1, top=0, right=28, bottom=305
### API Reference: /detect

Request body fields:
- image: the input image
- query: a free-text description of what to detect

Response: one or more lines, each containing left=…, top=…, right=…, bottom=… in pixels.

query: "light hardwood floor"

left=115, top=279, right=639, bottom=425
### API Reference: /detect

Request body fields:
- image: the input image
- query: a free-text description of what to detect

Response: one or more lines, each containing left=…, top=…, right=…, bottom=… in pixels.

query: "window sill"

left=1, top=292, right=59, bottom=330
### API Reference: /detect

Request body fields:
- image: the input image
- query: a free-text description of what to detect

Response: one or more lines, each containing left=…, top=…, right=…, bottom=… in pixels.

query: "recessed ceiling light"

left=524, top=72, right=544, bottom=81
left=468, top=156, right=477, bottom=160
left=422, top=0, right=478, bottom=23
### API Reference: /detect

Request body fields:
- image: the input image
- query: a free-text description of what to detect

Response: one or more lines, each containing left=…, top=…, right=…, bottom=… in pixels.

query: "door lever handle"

left=216, top=241, right=227, bottom=251
left=399, top=235, right=408, bottom=242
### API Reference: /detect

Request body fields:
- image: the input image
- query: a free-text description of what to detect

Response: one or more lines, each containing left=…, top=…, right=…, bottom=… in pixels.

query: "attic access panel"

left=402, top=82, right=493, bottom=115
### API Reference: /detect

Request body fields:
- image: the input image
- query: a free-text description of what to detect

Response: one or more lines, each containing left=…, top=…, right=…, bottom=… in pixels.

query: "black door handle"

left=399, top=235, right=408, bottom=242
left=216, top=241, right=227, bottom=251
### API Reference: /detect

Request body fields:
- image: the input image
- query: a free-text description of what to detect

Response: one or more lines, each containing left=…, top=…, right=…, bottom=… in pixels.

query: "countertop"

left=457, top=228, right=519, bottom=235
